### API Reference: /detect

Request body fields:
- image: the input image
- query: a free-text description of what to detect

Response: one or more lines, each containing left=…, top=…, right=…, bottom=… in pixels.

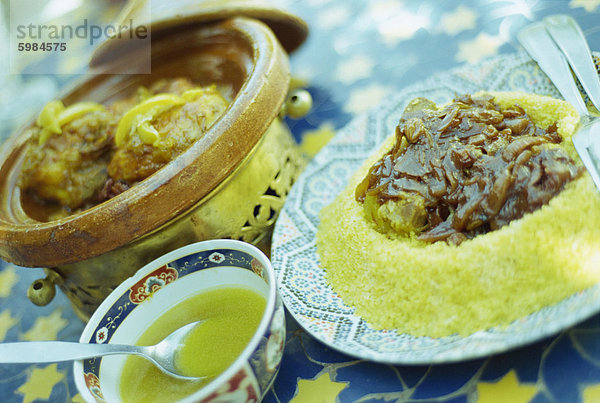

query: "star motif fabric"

left=440, top=6, right=477, bottom=35
left=583, top=383, right=600, bottom=402
left=344, top=84, right=390, bottom=114
left=477, top=370, right=537, bottom=403
left=456, top=33, right=503, bottom=64
left=569, top=0, right=600, bottom=12
left=299, top=122, right=336, bottom=157
left=22, top=308, right=68, bottom=341
left=365, top=1, right=431, bottom=46
left=0, top=266, right=19, bottom=298
left=17, top=364, right=65, bottom=403
left=316, top=4, right=351, bottom=30
left=0, top=309, right=18, bottom=341
left=291, top=372, right=347, bottom=402
left=336, top=55, right=375, bottom=84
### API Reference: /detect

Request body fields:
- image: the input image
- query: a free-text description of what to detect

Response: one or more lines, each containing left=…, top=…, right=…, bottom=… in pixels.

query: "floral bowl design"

left=73, top=239, right=285, bottom=402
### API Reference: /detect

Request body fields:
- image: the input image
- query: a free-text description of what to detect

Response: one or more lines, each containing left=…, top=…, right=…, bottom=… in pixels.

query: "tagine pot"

left=0, top=8, right=310, bottom=320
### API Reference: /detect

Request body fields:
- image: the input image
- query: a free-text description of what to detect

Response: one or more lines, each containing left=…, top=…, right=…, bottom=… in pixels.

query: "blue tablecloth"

left=2, top=0, right=600, bottom=402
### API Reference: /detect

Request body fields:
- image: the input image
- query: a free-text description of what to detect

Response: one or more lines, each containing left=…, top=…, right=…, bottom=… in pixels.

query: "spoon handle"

left=543, top=14, right=600, bottom=112
left=0, top=341, right=141, bottom=364
left=517, top=21, right=589, bottom=116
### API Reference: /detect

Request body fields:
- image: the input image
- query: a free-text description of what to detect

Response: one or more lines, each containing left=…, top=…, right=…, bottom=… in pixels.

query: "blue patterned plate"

left=271, top=52, right=600, bottom=364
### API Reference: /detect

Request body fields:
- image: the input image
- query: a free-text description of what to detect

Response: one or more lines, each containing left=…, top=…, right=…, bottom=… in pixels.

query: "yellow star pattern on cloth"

left=17, top=364, right=65, bottom=403
left=0, top=309, right=18, bottom=341
left=440, top=6, right=477, bottom=35
left=0, top=266, right=19, bottom=298
left=291, top=372, right=347, bottom=403
left=336, top=55, right=375, bottom=85
left=570, top=0, right=600, bottom=12
left=299, top=123, right=336, bottom=158
left=476, top=370, right=537, bottom=403
left=22, top=308, right=68, bottom=341
left=583, top=383, right=600, bottom=402
left=71, top=394, right=87, bottom=403
left=456, top=33, right=503, bottom=64
left=345, top=84, right=391, bottom=114
left=366, top=1, right=431, bottom=46
left=316, top=4, right=351, bottom=30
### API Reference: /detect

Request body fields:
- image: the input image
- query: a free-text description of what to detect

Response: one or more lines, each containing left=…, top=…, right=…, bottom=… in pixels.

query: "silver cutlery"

left=0, top=320, right=205, bottom=381
left=518, top=14, right=600, bottom=191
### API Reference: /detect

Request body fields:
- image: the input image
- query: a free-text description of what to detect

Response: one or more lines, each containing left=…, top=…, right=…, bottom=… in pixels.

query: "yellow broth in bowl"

left=120, top=286, right=266, bottom=402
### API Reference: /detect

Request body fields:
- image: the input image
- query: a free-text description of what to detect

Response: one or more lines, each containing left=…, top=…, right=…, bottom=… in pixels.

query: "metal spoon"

left=518, top=15, right=600, bottom=191
left=0, top=320, right=204, bottom=381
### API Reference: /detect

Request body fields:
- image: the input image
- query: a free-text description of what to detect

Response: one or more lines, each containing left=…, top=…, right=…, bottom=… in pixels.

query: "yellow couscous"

left=316, top=91, right=600, bottom=338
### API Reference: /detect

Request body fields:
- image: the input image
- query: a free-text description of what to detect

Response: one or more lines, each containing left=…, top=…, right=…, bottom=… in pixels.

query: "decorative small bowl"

left=0, top=13, right=309, bottom=319
left=73, top=239, right=285, bottom=403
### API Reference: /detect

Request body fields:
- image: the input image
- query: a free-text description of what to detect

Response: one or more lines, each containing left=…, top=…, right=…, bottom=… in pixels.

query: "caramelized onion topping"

left=355, top=94, right=582, bottom=244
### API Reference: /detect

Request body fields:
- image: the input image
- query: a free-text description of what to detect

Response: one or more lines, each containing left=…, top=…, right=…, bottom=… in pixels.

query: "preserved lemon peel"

left=36, top=100, right=64, bottom=135
left=36, top=100, right=105, bottom=145
left=58, top=102, right=104, bottom=126
left=115, top=93, right=185, bottom=147
left=136, top=121, right=160, bottom=145
left=180, top=85, right=217, bottom=101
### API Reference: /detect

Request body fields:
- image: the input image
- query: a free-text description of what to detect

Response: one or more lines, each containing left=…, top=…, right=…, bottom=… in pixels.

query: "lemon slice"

left=36, top=100, right=64, bottom=144
left=58, top=102, right=105, bottom=126
left=115, top=94, right=185, bottom=147
left=36, top=100, right=104, bottom=145
left=136, top=121, right=160, bottom=145
left=181, top=87, right=212, bottom=101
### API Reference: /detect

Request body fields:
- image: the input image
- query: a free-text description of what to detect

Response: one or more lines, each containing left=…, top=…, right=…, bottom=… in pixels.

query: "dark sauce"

left=355, top=94, right=582, bottom=244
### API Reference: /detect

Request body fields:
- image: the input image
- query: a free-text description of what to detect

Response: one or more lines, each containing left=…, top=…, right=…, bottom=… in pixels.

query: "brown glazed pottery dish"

left=0, top=13, right=309, bottom=320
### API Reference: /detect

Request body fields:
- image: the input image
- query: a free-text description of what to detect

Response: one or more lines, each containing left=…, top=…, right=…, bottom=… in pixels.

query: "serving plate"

left=271, top=51, right=600, bottom=364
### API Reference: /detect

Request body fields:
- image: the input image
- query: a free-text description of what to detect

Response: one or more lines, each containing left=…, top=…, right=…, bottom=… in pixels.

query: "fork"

left=518, top=14, right=600, bottom=191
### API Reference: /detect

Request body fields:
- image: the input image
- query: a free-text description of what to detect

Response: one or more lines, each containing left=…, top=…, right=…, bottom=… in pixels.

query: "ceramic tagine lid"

left=89, top=0, right=309, bottom=68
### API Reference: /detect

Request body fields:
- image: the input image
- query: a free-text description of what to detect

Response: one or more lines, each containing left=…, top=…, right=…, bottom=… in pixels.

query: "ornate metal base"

left=28, top=117, right=306, bottom=321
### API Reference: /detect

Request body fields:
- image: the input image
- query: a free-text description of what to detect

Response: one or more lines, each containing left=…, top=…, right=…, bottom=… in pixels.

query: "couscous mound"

left=316, top=91, right=600, bottom=337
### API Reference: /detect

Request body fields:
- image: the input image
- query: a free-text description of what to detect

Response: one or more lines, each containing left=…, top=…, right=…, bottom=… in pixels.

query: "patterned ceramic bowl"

left=73, top=239, right=285, bottom=403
